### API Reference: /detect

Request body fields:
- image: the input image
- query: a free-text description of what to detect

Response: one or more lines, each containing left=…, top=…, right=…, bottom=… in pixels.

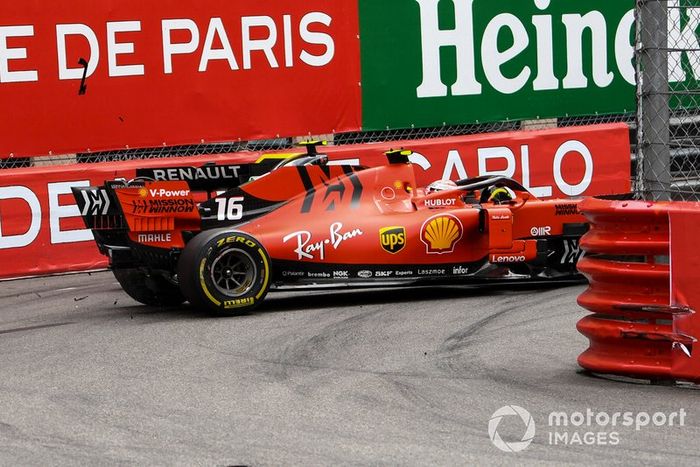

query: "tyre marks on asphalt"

left=263, top=307, right=390, bottom=382
left=437, top=287, right=580, bottom=375
left=5, top=273, right=698, bottom=465
left=360, top=286, right=585, bottom=442
left=0, top=322, right=74, bottom=335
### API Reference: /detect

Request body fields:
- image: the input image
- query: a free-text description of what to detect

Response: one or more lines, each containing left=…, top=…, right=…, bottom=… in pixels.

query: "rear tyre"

left=112, top=268, right=185, bottom=307
left=177, top=230, right=271, bottom=315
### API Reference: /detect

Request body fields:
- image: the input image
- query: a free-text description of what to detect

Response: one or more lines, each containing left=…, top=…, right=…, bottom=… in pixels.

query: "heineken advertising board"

left=359, top=0, right=637, bottom=130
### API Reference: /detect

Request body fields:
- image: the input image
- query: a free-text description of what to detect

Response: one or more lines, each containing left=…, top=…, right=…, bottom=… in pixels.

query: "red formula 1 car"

left=73, top=143, right=587, bottom=314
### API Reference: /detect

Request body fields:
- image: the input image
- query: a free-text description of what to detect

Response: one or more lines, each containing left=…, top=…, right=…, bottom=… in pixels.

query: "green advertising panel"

left=359, top=0, right=636, bottom=130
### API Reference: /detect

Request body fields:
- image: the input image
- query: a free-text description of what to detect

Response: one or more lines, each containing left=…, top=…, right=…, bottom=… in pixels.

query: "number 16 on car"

left=215, top=197, right=244, bottom=221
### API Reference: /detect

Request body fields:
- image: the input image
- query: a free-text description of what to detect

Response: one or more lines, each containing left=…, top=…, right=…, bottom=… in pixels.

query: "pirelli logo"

left=380, top=226, right=406, bottom=254
left=224, top=297, right=255, bottom=309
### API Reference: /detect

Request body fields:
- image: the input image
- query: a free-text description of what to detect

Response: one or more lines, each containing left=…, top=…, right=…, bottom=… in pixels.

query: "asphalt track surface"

left=0, top=271, right=698, bottom=465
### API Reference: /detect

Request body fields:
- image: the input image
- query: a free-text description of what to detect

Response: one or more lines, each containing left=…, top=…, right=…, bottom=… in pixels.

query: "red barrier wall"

left=0, top=124, right=630, bottom=279
left=325, top=124, right=631, bottom=198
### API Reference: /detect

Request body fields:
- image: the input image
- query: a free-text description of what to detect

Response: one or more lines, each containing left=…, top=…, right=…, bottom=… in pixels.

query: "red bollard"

left=577, top=197, right=700, bottom=384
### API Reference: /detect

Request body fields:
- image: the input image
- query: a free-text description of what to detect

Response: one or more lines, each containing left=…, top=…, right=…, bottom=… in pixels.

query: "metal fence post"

left=638, top=0, right=671, bottom=201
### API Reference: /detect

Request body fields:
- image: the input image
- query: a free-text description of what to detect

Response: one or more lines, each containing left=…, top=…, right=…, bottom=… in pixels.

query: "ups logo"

left=380, top=226, right=406, bottom=254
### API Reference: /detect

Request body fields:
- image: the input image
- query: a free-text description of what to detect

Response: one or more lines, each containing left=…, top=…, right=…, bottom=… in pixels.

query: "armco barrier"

left=577, top=197, right=700, bottom=383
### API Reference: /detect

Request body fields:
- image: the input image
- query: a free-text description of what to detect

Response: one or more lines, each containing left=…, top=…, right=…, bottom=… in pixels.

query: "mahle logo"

left=489, top=405, right=536, bottom=453
left=380, top=226, right=406, bottom=254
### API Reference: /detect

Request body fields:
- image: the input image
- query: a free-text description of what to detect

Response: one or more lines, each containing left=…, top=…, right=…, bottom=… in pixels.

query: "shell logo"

left=420, top=214, right=463, bottom=254
left=138, top=188, right=148, bottom=198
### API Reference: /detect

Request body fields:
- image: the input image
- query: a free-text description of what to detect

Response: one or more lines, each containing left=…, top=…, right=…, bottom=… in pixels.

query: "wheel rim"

left=210, top=248, right=257, bottom=298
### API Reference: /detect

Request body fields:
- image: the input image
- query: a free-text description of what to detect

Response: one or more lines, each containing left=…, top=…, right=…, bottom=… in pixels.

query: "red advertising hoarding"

left=0, top=0, right=361, bottom=157
left=0, top=124, right=630, bottom=279
left=0, top=153, right=260, bottom=278
left=326, top=124, right=631, bottom=199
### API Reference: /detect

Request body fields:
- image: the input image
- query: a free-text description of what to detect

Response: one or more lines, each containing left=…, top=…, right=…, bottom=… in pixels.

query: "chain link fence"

left=637, top=0, right=700, bottom=200
left=0, top=113, right=634, bottom=172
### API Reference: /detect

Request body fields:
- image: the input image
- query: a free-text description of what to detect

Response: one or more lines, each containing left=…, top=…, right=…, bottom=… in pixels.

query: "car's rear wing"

left=72, top=181, right=128, bottom=231
left=133, top=159, right=287, bottom=192
left=70, top=154, right=300, bottom=228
